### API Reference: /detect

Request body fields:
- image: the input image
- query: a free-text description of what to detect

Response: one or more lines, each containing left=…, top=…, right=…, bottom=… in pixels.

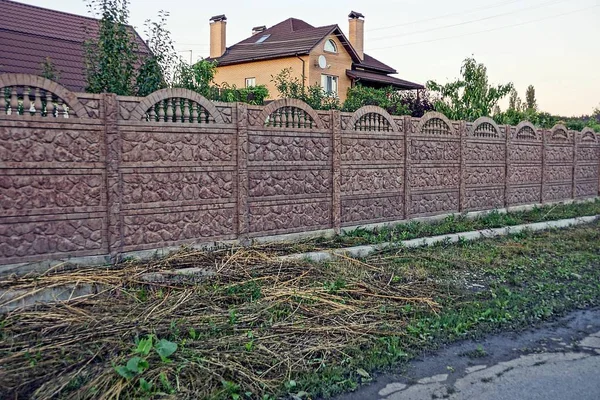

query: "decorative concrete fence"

left=1, top=73, right=599, bottom=268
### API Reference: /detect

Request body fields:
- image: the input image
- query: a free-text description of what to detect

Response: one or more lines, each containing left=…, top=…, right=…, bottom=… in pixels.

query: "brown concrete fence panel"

left=0, top=74, right=107, bottom=265
left=339, top=106, right=405, bottom=227
left=407, top=112, right=462, bottom=217
left=1, top=74, right=599, bottom=268
left=245, top=99, right=333, bottom=237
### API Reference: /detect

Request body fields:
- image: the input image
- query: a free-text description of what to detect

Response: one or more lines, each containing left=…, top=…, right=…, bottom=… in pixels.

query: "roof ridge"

left=2, top=0, right=104, bottom=24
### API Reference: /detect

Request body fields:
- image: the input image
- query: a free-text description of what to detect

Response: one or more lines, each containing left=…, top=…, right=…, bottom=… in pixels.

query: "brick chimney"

left=209, top=14, right=227, bottom=58
left=252, top=25, right=266, bottom=35
left=348, top=11, right=364, bottom=60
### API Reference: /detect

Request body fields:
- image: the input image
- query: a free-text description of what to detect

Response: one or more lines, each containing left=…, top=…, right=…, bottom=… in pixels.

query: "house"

left=207, top=11, right=423, bottom=102
left=0, top=0, right=150, bottom=92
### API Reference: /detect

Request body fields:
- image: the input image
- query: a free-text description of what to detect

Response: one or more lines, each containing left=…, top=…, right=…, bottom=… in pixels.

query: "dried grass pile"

left=0, top=247, right=439, bottom=399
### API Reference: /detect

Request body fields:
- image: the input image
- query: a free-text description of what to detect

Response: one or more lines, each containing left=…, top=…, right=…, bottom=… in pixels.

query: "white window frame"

left=245, top=77, right=256, bottom=88
left=321, top=74, right=338, bottom=97
left=324, top=39, right=337, bottom=53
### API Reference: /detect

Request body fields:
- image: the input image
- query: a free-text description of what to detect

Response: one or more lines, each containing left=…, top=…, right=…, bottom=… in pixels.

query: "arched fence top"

left=468, top=117, right=502, bottom=139
left=547, top=124, right=572, bottom=143
left=345, top=105, right=398, bottom=132
left=256, top=98, right=323, bottom=130
left=416, top=111, right=456, bottom=136
left=578, top=127, right=598, bottom=144
left=130, top=88, right=225, bottom=124
left=0, top=73, right=87, bottom=118
left=514, top=121, right=539, bottom=141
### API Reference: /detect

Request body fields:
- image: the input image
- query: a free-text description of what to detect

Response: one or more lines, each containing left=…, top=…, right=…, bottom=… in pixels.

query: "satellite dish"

left=318, top=55, right=327, bottom=69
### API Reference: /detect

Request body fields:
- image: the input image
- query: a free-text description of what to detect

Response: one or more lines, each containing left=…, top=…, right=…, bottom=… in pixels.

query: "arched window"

left=324, top=39, right=337, bottom=53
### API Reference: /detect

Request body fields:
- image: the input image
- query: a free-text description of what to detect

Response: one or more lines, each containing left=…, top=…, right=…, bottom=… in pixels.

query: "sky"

left=25, top=0, right=600, bottom=116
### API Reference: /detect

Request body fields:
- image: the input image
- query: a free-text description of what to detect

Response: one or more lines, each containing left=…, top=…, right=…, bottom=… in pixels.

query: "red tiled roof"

left=346, top=69, right=424, bottom=90
left=0, top=0, right=150, bottom=92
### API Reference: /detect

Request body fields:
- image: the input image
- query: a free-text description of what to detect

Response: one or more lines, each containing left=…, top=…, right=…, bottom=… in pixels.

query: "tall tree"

left=508, top=88, right=523, bottom=112
left=84, top=0, right=138, bottom=95
left=136, top=10, right=179, bottom=96
left=525, top=85, right=537, bottom=111
left=427, top=57, right=513, bottom=121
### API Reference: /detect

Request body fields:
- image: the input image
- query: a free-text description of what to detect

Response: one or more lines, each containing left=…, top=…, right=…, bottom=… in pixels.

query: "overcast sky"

left=25, top=0, right=600, bottom=116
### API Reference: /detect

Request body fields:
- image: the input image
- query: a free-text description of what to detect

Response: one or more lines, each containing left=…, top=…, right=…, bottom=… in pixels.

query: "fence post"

left=572, top=130, right=578, bottom=200
left=403, top=116, right=412, bottom=219
left=236, top=102, right=250, bottom=244
left=459, top=120, right=467, bottom=212
left=504, top=124, right=511, bottom=208
left=541, top=128, right=547, bottom=203
left=332, top=109, right=342, bottom=234
left=103, top=93, right=123, bottom=261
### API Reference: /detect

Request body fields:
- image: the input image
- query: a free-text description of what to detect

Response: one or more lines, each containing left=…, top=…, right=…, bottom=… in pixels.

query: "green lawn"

left=1, top=219, right=600, bottom=399
left=263, top=199, right=600, bottom=255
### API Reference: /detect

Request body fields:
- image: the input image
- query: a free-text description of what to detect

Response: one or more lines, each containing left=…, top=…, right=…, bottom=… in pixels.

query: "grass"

left=260, top=199, right=600, bottom=254
left=1, top=219, right=600, bottom=399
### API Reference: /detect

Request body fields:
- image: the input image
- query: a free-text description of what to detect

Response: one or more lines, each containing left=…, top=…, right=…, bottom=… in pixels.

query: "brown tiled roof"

left=346, top=69, right=424, bottom=90
left=0, top=0, right=150, bottom=92
left=211, top=18, right=361, bottom=66
left=356, top=54, right=397, bottom=74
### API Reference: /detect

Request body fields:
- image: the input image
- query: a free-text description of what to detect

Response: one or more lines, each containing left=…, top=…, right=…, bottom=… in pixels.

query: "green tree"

left=508, top=88, right=522, bottom=111
left=172, top=59, right=218, bottom=97
left=427, top=57, right=513, bottom=121
left=525, top=85, right=537, bottom=111
left=84, top=0, right=138, bottom=95
left=136, top=10, right=178, bottom=96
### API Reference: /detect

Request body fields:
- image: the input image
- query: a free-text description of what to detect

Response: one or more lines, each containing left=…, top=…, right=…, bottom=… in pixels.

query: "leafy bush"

left=342, top=85, right=434, bottom=117
left=427, top=57, right=513, bottom=121
left=271, top=68, right=340, bottom=110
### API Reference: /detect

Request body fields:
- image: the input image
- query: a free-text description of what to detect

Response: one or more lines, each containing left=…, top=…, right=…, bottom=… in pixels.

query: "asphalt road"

left=335, top=308, right=600, bottom=400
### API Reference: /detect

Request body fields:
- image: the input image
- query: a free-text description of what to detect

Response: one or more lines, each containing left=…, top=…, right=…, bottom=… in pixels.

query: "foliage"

left=214, top=83, right=270, bottom=105
left=271, top=68, right=340, bottom=110
left=84, top=0, right=138, bottom=95
left=525, top=84, right=537, bottom=111
left=172, top=59, right=218, bottom=97
left=336, top=200, right=600, bottom=247
left=342, top=85, right=409, bottom=115
left=136, top=10, right=179, bottom=96
left=39, top=57, right=60, bottom=82
left=399, top=89, right=436, bottom=117
left=172, top=60, right=270, bottom=105
left=342, top=85, right=434, bottom=117
left=113, top=335, right=177, bottom=396
left=427, top=57, right=513, bottom=121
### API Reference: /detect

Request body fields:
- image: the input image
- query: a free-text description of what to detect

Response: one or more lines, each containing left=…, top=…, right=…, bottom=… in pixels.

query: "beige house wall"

left=213, top=33, right=355, bottom=102
left=307, top=33, right=354, bottom=102
left=213, top=56, right=309, bottom=100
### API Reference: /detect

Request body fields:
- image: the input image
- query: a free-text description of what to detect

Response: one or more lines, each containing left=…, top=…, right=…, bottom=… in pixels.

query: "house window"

left=321, top=74, right=338, bottom=96
left=255, top=34, right=270, bottom=44
left=324, top=39, right=337, bottom=53
left=245, top=77, right=256, bottom=87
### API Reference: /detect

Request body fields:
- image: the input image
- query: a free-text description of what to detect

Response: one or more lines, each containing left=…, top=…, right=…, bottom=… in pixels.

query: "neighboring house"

left=0, top=0, right=150, bottom=92
left=207, top=11, right=423, bottom=102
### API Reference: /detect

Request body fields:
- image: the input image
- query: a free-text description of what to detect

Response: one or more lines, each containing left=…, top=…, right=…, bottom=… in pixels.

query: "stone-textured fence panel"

left=0, top=74, right=107, bottom=264
left=543, top=125, right=575, bottom=202
left=340, top=106, right=405, bottom=226
left=463, top=117, right=507, bottom=211
left=1, top=74, right=599, bottom=267
left=507, top=121, right=544, bottom=206
left=408, top=112, right=462, bottom=217
left=246, top=99, right=333, bottom=237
